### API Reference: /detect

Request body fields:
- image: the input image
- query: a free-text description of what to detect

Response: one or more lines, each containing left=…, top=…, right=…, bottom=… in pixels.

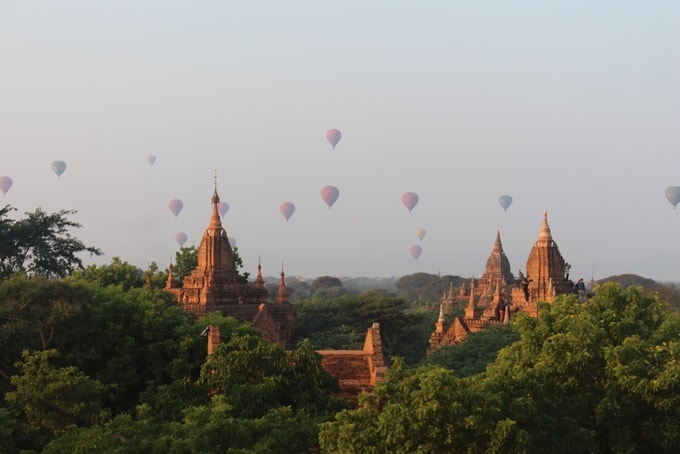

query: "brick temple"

left=165, top=186, right=295, bottom=350
left=165, top=185, right=385, bottom=402
left=429, top=211, right=577, bottom=351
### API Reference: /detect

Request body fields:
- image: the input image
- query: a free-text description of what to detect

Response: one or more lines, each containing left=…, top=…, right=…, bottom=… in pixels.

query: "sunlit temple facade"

left=429, top=211, right=576, bottom=352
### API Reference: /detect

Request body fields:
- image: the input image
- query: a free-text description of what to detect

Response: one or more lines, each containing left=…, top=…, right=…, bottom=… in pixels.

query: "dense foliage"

left=2, top=207, right=680, bottom=451
left=320, top=283, right=680, bottom=453
left=293, top=289, right=433, bottom=364
left=0, top=205, right=102, bottom=279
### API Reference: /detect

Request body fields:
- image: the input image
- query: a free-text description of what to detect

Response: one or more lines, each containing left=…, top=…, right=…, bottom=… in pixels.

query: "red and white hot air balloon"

left=326, top=129, right=342, bottom=149
left=321, top=185, right=340, bottom=209
left=218, top=201, right=229, bottom=217
left=402, top=192, right=419, bottom=213
left=175, top=232, right=188, bottom=247
left=169, top=199, right=184, bottom=218
left=0, top=176, right=13, bottom=195
left=409, top=245, right=423, bottom=261
left=280, top=202, right=295, bottom=222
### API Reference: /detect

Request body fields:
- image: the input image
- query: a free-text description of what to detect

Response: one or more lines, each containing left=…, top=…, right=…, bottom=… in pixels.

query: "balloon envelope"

left=665, top=186, right=680, bottom=209
left=51, top=161, right=67, bottom=178
left=175, top=232, right=188, bottom=247
left=147, top=155, right=157, bottom=166
left=409, top=245, right=423, bottom=261
left=218, top=202, right=229, bottom=217
left=169, top=199, right=184, bottom=218
left=416, top=228, right=427, bottom=241
left=321, top=185, right=340, bottom=209
left=402, top=192, right=419, bottom=213
left=0, top=176, right=12, bottom=195
left=498, top=195, right=513, bottom=211
left=228, top=237, right=237, bottom=247
left=326, top=129, right=342, bottom=149
left=280, top=202, right=295, bottom=222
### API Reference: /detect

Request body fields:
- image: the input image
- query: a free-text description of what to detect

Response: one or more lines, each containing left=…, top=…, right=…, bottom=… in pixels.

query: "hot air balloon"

left=665, top=186, right=680, bottom=209
left=321, top=185, right=340, bottom=209
left=498, top=195, right=513, bottom=211
left=326, top=129, right=342, bottom=149
left=228, top=237, right=237, bottom=247
left=416, top=228, right=427, bottom=242
left=409, top=245, right=423, bottom=261
left=280, top=202, right=295, bottom=222
left=175, top=232, right=188, bottom=247
left=402, top=192, right=419, bottom=213
left=147, top=155, right=157, bottom=166
left=0, top=176, right=12, bottom=195
left=169, top=199, right=184, bottom=218
left=218, top=202, right=229, bottom=217
left=51, top=161, right=67, bottom=178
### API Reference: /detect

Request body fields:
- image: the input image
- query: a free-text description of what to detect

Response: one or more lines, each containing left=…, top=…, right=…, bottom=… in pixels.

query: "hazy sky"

left=1, top=1, right=679, bottom=282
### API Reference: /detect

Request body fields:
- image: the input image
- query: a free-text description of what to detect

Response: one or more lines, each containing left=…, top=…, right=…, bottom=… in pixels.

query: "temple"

left=429, top=211, right=575, bottom=352
left=165, top=186, right=295, bottom=350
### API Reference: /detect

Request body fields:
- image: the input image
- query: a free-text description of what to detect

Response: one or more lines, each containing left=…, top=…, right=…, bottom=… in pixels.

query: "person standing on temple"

left=574, top=278, right=587, bottom=303
left=520, top=277, right=530, bottom=302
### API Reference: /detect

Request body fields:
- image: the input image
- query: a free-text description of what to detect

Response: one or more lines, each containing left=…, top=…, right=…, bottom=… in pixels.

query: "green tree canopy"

left=293, top=290, right=424, bottom=361
left=0, top=206, right=102, bottom=279
left=321, top=283, right=680, bottom=453
left=308, top=276, right=345, bottom=296
left=70, top=257, right=146, bottom=291
left=424, top=324, right=519, bottom=376
left=199, top=334, right=341, bottom=419
left=395, top=272, right=466, bottom=306
left=5, top=349, right=109, bottom=451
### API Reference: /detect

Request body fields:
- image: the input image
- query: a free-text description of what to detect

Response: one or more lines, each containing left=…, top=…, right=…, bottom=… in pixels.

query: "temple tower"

left=480, top=230, right=514, bottom=290
left=512, top=211, right=573, bottom=305
left=165, top=185, right=294, bottom=349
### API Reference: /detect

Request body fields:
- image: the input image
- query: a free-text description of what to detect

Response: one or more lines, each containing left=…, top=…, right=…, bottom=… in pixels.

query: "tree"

left=199, top=334, right=340, bottom=419
left=308, top=276, right=345, bottom=296
left=395, top=272, right=466, bottom=306
left=320, top=284, right=680, bottom=453
left=0, top=274, right=95, bottom=394
left=319, top=359, right=496, bottom=453
left=0, top=272, right=207, bottom=418
left=4, top=349, right=109, bottom=450
left=424, top=324, right=519, bottom=376
left=172, top=246, right=198, bottom=283
left=69, top=257, right=146, bottom=291
left=294, top=290, right=427, bottom=363
left=0, top=206, right=102, bottom=279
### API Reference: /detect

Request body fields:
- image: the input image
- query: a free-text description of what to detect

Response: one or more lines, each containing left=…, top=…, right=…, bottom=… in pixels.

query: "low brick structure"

left=318, top=323, right=387, bottom=404
left=204, top=322, right=387, bottom=404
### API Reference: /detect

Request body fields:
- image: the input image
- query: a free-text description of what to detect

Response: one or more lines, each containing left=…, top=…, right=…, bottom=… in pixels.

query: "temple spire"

left=538, top=211, right=553, bottom=242
left=166, top=263, right=175, bottom=288
left=493, top=229, right=503, bottom=253
left=254, top=257, right=265, bottom=289
left=209, top=190, right=223, bottom=230
left=276, top=263, right=289, bottom=304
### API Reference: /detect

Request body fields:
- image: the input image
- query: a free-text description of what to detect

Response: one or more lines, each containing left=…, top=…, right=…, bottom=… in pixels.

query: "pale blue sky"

left=1, top=1, right=679, bottom=281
